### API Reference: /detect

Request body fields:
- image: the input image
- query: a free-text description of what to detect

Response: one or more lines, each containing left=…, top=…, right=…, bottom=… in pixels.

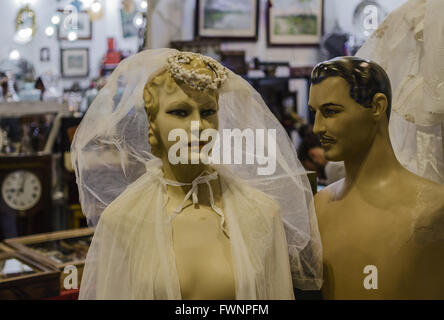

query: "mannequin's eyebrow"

left=200, top=101, right=217, bottom=109
left=320, top=103, right=344, bottom=108
left=308, top=102, right=344, bottom=112
left=166, top=101, right=191, bottom=109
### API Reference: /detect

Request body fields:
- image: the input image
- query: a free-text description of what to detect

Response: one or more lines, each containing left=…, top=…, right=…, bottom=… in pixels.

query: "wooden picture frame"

left=220, top=51, right=247, bottom=75
left=195, top=0, right=259, bottom=41
left=5, top=228, right=94, bottom=291
left=60, top=48, right=89, bottom=78
left=58, top=10, right=92, bottom=41
left=267, top=0, right=324, bottom=47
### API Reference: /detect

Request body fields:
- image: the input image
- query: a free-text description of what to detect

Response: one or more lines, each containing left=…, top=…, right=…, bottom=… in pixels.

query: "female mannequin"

left=142, top=56, right=234, bottom=299
left=72, top=49, right=322, bottom=299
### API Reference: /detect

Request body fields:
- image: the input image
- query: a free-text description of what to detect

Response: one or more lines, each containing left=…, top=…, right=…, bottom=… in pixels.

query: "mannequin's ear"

left=371, top=93, right=388, bottom=121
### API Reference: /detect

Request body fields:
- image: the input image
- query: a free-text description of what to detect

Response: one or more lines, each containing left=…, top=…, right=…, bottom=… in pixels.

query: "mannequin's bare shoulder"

left=315, top=179, right=343, bottom=203
left=405, top=170, right=444, bottom=207
left=408, top=173, right=444, bottom=243
left=313, top=178, right=344, bottom=219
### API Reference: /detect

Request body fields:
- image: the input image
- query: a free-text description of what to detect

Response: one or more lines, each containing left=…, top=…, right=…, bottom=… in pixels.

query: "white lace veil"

left=71, top=48, right=322, bottom=298
left=357, top=0, right=444, bottom=184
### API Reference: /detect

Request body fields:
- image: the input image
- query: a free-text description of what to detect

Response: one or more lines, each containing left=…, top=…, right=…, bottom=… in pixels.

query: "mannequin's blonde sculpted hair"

left=143, top=68, right=177, bottom=157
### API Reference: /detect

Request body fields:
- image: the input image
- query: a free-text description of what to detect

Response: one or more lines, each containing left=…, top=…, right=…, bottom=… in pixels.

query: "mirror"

left=14, top=5, right=37, bottom=44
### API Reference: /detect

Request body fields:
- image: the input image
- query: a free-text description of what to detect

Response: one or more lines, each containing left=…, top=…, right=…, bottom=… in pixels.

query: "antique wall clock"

left=0, top=101, right=68, bottom=240
left=0, top=155, right=52, bottom=240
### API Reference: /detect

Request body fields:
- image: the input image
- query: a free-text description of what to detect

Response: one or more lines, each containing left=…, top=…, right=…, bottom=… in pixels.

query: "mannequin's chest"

left=318, top=194, right=418, bottom=299
left=169, top=204, right=235, bottom=299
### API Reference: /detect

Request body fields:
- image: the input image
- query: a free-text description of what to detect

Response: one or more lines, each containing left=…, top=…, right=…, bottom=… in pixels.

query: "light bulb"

left=140, top=1, right=148, bottom=10
left=9, top=49, right=20, bottom=61
left=91, top=1, right=102, bottom=13
left=45, top=26, right=55, bottom=37
left=133, top=13, right=144, bottom=27
left=18, top=27, right=33, bottom=40
left=51, top=14, right=61, bottom=25
left=68, top=31, right=78, bottom=41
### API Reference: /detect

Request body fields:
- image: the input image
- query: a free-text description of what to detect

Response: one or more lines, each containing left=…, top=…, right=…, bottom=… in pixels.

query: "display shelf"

left=5, top=228, right=94, bottom=291
left=0, top=248, right=60, bottom=299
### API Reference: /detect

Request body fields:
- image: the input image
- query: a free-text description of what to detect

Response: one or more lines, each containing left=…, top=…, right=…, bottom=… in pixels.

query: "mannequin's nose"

left=313, top=113, right=326, bottom=136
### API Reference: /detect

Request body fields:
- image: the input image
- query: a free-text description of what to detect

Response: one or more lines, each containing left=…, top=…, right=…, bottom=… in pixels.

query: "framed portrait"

left=60, top=48, right=89, bottom=78
left=195, top=0, right=259, bottom=41
left=58, top=10, right=92, bottom=40
left=40, top=47, right=50, bottom=62
left=267, top=0, right=324, bottom=47
left=120, top=8, right=139, bottom=38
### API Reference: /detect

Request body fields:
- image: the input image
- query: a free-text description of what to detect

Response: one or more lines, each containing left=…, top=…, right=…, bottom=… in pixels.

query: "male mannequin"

left=308, top=57, right=444, bottom=299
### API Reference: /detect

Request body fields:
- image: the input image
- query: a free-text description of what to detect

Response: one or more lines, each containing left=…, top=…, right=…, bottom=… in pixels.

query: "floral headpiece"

left=166, top=52, right=228, bottom=91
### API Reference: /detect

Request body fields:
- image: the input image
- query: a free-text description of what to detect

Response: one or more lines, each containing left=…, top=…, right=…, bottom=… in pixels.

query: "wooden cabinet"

left=5, top=228, right=93, bottom=291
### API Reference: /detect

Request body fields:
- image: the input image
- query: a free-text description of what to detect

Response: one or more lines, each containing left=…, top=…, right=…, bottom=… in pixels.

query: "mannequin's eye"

left=167, top=109, right=188, bottom=117
left=201, top=109, right=216, bottom=117
left=323, top=109, right=340, bottom=116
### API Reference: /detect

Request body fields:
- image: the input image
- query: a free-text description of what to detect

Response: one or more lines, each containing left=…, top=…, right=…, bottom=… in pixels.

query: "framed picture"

left=40, top=47, right=50, bottom=62
left=120, top=8, right=139, bottom=38
left=195, top=0, right=259, bottom=41
left=58, top=10, right=92, bottom=40
left=267, top=0, right=324, bottom=47
left=60, top=48, right=89, bottom=78
left=220, top=51, right=247, bottom=75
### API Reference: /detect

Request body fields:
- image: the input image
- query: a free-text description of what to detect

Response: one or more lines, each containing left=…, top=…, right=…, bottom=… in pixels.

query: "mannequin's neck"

left=161, top=155, right=211, bottom=183
left=342, top=124, right=404, bottom=192
left=160, top=154, right=220, bottom=205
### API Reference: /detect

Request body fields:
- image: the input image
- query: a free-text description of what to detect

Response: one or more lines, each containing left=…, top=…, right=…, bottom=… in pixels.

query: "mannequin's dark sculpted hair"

left=311, top=56, right=392, bottom=120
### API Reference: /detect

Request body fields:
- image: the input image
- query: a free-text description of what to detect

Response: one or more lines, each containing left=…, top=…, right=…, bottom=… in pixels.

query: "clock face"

left=2, top=170, right=42, bottom=211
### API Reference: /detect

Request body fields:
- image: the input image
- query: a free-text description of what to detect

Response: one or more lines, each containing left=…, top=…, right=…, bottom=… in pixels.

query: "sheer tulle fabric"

left=357, top=0, right=444, bottom=184
left=71, top=48, right=322, bottom=299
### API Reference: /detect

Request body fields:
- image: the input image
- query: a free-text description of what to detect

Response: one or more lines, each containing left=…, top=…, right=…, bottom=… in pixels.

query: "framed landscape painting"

left=60, top=48, right=89, bottom=78
left=58, top=10, right=92, bottom=41
left=196, top=0, right=259, bottom=41
left=267, top=0, right=323, bottom=46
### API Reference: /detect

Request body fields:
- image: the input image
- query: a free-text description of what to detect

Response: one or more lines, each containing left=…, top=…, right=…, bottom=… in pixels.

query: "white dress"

left=79, top=160, right=298, bottom=299
left=71, top=49, right=323, bottom=299
left=357, top=0, right=444, bottom=184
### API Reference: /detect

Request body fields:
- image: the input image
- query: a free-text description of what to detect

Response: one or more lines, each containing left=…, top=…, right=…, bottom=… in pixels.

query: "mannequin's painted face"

left=153, top=79, right=219, bottom=163
left=308, top=77, right=376, bottom=161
